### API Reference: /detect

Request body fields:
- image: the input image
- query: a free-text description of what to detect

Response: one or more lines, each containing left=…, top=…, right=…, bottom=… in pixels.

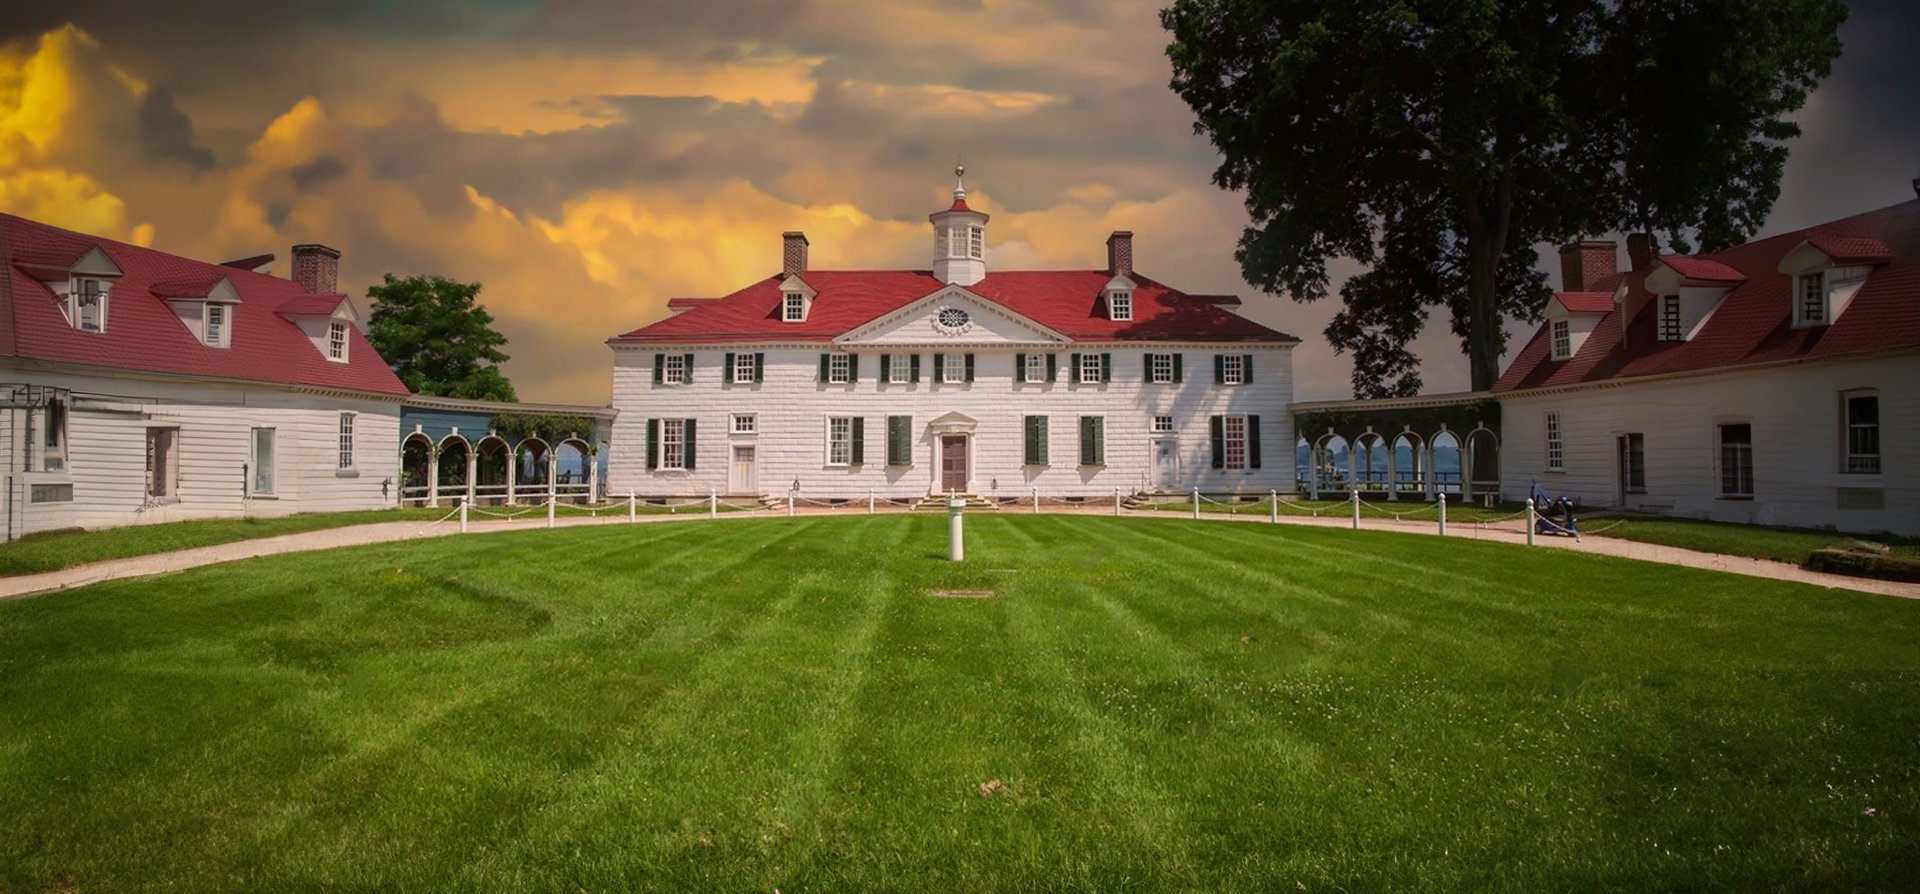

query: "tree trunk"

left=1460, top=171, right=1514, bottom=392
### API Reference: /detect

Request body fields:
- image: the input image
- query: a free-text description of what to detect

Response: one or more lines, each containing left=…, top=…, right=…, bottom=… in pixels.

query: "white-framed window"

left=1110, top=290, right=1133, bottom=321
left=1620, top=432, right=1645, bottom=494
left=1223, top=415, right=1248, bottom=470
left=1152, top=415, right=1174, bottom=433
left=1718, top=422, right=1753, bottom=497
left=327, top=321, right=349, bottom=361
left=1550, top=320, right=1571, bottom=359
left=1078, top=353, right=1102, bottom=384
left=732, top=413, right=757, bottom=435
left=145, top=426, right=179, bottom=501
left=828, top=354, right=851, bottom=384
left=1219, top=354, right=1246, bottom=385
left=947, top=226, right=966, bottom=258
left=41, top=397, right=66, bottom=471
left=337, top=413, right=356, bottom=469
left=205, top=303, right=228, bottom=347
left=663, top=353, right=689, bottom=385
left=1798, top=273, right=1826, bottom=326
left=1843, top=391, right=1880, bottom=474
left=732, top=353, right=756, bottom=383
left=250, top=427, right=275, bottom=494
left=783, top=292, right=806, bottom=322
left=942, top=355, right=965, bottom=384
left=1658, top=295, right=1683, bottom=342
left=72, top=277, right=106, bottom=332
left=660, top=418, right=687, bottom=470
left=1149, top=353, right=1174, bottom=383
left=826, top=416, right=854, bottom=466
left=888, top=353, right=912, bottom=384
left=1545, top=411, right=1563, bottom=471
left=1024, top=353, right=1048, bottom=383
left=968, top=225, right=984, bottom=260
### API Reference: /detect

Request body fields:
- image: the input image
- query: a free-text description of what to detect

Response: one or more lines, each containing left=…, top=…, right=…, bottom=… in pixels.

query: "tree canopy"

left=366, top=274, right=518, bottom=401
left=1162, top=0, right=1846, bottom=396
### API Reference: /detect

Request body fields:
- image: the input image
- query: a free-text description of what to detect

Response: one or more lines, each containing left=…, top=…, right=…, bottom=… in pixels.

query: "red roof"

left=1495, top=200, right=1920, bottom=393
left=1555, top=292, right=1615, bottom=314
left=1658, top=255, right=1747, bottom=284
left=609, top=269, right=1297, bottom=345
left=0, top=213, right=409, bottom=396
left=1805, top=230, right=1892, bottom=264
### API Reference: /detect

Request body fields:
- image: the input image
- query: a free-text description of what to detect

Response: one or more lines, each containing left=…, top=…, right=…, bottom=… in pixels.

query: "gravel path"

left=1, top=505, right=1911, bottom=600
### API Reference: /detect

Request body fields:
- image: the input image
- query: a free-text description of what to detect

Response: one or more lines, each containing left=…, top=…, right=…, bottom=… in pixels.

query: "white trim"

left=834, top=285, right=1072, bottom=346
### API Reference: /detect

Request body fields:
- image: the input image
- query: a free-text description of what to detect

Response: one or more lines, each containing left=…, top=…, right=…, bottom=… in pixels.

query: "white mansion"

left=607, top=173, right=1299, bottom=500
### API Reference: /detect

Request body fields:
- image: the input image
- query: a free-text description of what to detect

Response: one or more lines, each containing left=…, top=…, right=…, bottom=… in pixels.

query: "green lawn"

left=1580, top=516, right=1919, bottom=566
left=2, top=516, right=1916, bottom=891
left=0, top=501, right=760, bottom=578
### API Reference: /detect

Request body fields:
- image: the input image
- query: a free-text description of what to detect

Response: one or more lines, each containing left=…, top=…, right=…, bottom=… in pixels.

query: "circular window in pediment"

left=935, top=306, right=971, bottom=332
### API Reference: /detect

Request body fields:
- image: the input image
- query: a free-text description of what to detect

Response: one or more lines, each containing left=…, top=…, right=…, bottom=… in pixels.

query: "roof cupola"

left=929, top=164, right=989, bottom=286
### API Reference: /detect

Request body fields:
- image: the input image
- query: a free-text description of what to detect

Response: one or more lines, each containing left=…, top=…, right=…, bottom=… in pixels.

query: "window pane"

left=253, top=428, right=275, bottom=493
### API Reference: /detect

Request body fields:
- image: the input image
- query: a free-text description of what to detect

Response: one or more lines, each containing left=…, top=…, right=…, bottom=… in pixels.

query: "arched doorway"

left=515, top=438, right=552, bottom=503
left=1312, top=433, right=1349, bottom=498
left=555, top=438, right=592, bottom=503
left=1431, top=430, right=1462, bottom=497
left=475, top=436, right=511, bottom=505
left=400, top=432, right=434, bottom=506
left=437, top=435, right=471, bottom=504
left=1392, top=432, right=1424, bottom=499
left=1466, top=427, right=1501, bottom=503
left=1354, top=432, right=1388, bottom=493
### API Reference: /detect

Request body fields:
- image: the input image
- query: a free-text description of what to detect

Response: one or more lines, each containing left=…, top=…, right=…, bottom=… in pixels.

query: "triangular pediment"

left=69, top=246, right=123, bottom=278
left=837, top=286, right=1068, bottom=346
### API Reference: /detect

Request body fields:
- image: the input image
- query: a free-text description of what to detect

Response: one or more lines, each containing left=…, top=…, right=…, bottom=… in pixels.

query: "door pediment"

left=927, top=411, right=978, bottom=433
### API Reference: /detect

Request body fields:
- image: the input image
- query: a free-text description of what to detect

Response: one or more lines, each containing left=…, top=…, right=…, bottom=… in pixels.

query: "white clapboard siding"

left=608, top=345, right=1296, bottom=498
left=1499, top=351, right=1917, bottom=535
left=2, top=366, right=402, bottom=538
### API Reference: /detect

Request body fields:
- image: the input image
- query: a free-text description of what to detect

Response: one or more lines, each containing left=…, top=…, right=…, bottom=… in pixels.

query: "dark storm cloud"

left=137, top=88, right=217, bottom=170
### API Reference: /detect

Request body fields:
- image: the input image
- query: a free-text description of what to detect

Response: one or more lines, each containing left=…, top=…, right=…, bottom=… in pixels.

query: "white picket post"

left=459, top=497, right=468, bottom=534
left=1032, top=487, right=1039, bottom=514
left=628, top=491, right=636, bottom=523
left=1114, top=486, right=1121, bottom=517
left=709, top=487, right=717, bottom=519
left=787, top=494, right=795, bottom=518
left=1350, top=489, right=1361, bottom=530
left=1437, top=495, right=1447, bottom=538
left=1270, top=490, right=1279, bottom=524
left=546, top=495, right=555, bottom=529
left=1526, top=498, right=1536, bottom=546
left=1192, top=487, right=1201, bottom=520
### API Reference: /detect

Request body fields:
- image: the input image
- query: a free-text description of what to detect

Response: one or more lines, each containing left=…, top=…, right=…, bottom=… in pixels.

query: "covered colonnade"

left=398, top=396, right=617, bottom=507
left=1287, top=392, right=1501, bottom=503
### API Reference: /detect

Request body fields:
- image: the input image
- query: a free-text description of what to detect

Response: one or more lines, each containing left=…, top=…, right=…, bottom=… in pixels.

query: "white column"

left=628, top=491, right=636, bottom=523
left=465, top=451, right=477, bottom=509
left=1526, top=498, right=1536, bottom=546
left=1350, top=488, right=1360, bottom=530
left=504, top=451, right=518, bottom=506
left=1191, top=487, right=1200, bottom=520
left=710, top=487, right=718, bottom=519
left=1437, top=493, right=1447, bottom=537
left=1270, top=490, right=1278, bottom=524
left=426, top=450, right=439, bottom=508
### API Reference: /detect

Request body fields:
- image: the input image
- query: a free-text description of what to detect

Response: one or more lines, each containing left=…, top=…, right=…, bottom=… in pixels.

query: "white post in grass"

left=1526, top=498, right=1536, bottom=546
left=868, top=489, right=875, bottom=514
left=628, top=491, right=636, bottom=523
left=709, top=487, right=717, bottom=519
left=1032, top=486, right=1039, bottom=515
left=547, top=495, right=556, bottom=529
left=1350, top=488, right=1361, bottom=530
left=1192, top=487, right=1201, bottom=520
left=1437, top=494, right=1447, bottom=538
left=948, top=492, right=965, bottom=562
left=459, top=496, right=468, bottom=534
left=1114, top=487, right=1121, bottom=517
left=1270, top=490, right=1279, bottom=524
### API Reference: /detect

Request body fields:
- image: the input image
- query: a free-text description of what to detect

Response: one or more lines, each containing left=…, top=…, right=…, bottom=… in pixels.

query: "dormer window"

left=1109, top=290, right=1133, bottom=322
left=1797, top=272, right=1826, bottom=326
left=1658, top=295, right=1683, bottom=342
left=72, top=278, right=106, bottom=332
left=204, top=304, right=229, bottom=348
left=1550, top=320, right=1571, bottom=359
left=327, top=321, right=349, bottom=361
left=783, top=291, right=806, bottom=322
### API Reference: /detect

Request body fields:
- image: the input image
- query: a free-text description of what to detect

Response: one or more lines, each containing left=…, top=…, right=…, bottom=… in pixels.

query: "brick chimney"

left=291, top=243, right=341, bottom=294
left=782, top=231, right=809, bottom=277
left=1106, top=231, right=1134, bottom=278
left=1625, top=232, right=1656, bottom=271
left=1557, top=240, right=1616, bottom=291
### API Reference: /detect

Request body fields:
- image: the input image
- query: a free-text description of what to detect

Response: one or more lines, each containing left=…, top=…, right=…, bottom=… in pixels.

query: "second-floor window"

left=1149, top=353, right=1177, bottom=383
left=338, top=413, right=356, bottom=469
left=1218, top=354, right=1246, bottom=385
left=1551, top=320, right=1571, bottom=359
left=663, top=353, right=688, bottom=385
left=783, top=292, right=806, bottom=322
left=1844, top=392, right=1880, bottom=474
left=73, top=278, right=105, bottom=332
left=1658, top=295, right=1683, bottom=341
left=731, top=352, right=757, bottom=383
left=205, top=304, right=227, bottom=347
left=327, top=321, right=349, bottom=361
left=1798, top=273, right=1825, bottom=325
left=1109, top=290, right=1132, bottom=321
left=1024, top=353, right=1048, bottom=383
left=1545, top=411, right=1563, bottom=471
left=828, top=354, right=851, bottom=384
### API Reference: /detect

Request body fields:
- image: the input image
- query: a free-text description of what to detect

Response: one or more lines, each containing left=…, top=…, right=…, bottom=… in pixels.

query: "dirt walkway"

left=1, top=505, right=1911, bottom=600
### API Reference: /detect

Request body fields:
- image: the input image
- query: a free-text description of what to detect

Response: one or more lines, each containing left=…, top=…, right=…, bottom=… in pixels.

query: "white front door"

left=1151, top=438, right=1179, bottom=490
left=731, top=445, right=757, bottom=493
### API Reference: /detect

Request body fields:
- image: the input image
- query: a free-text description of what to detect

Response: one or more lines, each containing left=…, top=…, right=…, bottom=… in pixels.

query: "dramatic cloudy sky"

left=2, top=1, right=1915, bottom=403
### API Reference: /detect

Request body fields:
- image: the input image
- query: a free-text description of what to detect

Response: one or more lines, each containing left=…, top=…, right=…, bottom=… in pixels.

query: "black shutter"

left=1069, top=354, right=1081, bottom=383
left=850, top=417, right=864, bottom=465
left=1173, top=353, right=1184, bottom=383
left=910, top=353, right=921, bottom=383
left=724, top=353, right=735, bottom=385
left=1015, top=353, right=1027, bottom=383
left=1243, top=354, right=1254, bottom=384
left=888, top=415, right=910, bottom=465
left=1144, top=353, right=1154, bottom=380
left=1100, top=353, right=1111, bottom=383
left=753, top=353, right=765, bottom=383
left=1214, top=354, right=1225, bottom=384
left=1210, top=415, right=1225, bottom=469
left=965, top=353, right=975, bottom=382
left=1248, top=415, right=1262, bottom=468
left=653, top=354, right=664, bottom=384
left=683, top=419, right=697, bottom=470
left=819, top=353, right=830, bottom=382
left=683, top=354, right=694, bottom=380
left=880, top=354, right=892, bottom=382
left=933, top=353, right=945, bottom=382
left=1080, top=416, right=1104, bottom=465
left=849, top=354, right=859, bottom=382
left=1046, top=353, right=1057, bottom=382
left=646, top=418, right=658, bottom=470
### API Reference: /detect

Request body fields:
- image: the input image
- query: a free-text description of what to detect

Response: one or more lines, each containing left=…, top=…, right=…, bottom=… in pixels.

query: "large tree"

left=366, top=274, right=518, bottom=401
left=1162, top=0, right=1846, bottom=396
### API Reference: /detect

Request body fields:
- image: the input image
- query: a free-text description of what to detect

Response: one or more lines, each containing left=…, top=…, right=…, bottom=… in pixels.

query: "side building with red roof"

left=0, top=213, right=411, bottom=540
left=606, top=172, right=1300, bottom=502
left=1494, top=191, right=1919, bottom=535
